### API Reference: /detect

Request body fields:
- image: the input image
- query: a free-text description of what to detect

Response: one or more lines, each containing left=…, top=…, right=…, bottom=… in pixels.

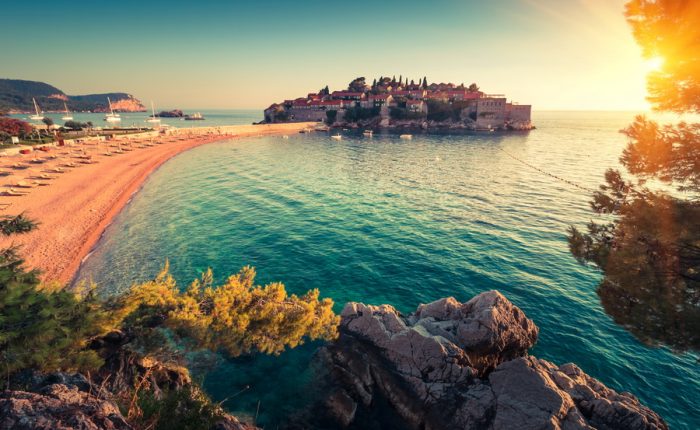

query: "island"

left=264, top=76, right=533, bottom=131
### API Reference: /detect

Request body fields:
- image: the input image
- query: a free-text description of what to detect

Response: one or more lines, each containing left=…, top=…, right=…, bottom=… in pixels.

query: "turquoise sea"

left=76, top=111, right=698, bottom=429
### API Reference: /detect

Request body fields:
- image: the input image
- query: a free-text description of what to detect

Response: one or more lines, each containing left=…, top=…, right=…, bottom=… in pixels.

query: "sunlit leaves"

left=117, top=265, right=340, bottom=358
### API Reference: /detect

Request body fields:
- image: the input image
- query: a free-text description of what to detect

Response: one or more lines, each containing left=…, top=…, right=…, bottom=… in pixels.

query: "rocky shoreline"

left=0, top=291, right=666, bottom=430
left=300, top=291, right=667, bottom=429
left=324, top=117, right=534, bottom=131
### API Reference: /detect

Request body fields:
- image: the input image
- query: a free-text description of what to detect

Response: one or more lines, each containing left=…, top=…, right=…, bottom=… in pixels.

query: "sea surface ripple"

left=77, top=111, right=699, bottom=429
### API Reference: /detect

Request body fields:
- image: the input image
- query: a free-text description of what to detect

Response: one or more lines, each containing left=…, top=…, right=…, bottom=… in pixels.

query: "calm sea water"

left=76, top=111, right=698, bottom=429
left=10, top=109, right=263, bottom=128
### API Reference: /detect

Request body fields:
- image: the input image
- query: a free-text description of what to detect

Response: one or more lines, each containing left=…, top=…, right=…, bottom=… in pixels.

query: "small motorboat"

left=331, top=134, right=342, bottom=140
left=400, top=134, right=413, bottom=140
left=282, top=135, right=289, bottom=139
left=363, top=130, right=373, bottom=137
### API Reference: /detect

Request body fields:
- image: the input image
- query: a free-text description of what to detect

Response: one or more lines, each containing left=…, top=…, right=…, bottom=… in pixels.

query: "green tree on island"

left=569, top=0, right=700, bottom=352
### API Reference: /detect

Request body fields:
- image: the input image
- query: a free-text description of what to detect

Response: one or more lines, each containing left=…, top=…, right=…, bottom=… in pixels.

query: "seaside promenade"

left=0, top=122, right=314, bottom=284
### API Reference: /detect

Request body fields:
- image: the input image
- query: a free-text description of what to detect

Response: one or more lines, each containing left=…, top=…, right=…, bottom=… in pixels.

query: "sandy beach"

left=0, top=122, right=314, bottom=284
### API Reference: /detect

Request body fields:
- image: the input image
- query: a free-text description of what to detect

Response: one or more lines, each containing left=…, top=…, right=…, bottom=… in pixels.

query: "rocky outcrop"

left=155, top=109, right=184, bottom=118
left=314, top=291, right=667, bottom=430
left=1, top=331, right=258, bottom=430
left=0, top=376, right=132, bottom=430
left=108, top=96, right=145, bottom=112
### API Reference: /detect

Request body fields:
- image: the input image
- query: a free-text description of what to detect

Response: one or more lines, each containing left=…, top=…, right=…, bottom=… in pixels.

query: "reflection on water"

left=571, top=175, right=700, bottom=352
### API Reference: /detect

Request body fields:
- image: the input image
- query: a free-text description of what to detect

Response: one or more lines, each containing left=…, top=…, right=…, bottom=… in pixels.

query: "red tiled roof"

left=331, top=91, right=364, bottom=97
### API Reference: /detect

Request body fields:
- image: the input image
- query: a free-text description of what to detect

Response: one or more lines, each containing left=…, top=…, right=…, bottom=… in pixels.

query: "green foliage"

left=389, top=107, right=425, bottom=121
left=0, top=214, right=37, bottom=236
left=625, top=0, right=700, bottom=113
left=325, top=109, right=338, bottom=125
left=568, top=0, right=700, bottom=352
left=129, top=385, right=226, bottom=430
left=426, top=101, right=453, bottom=122
left=344, top=106, right=379, bottom=122
left=115, top=264, right=339, bottom=358
left=41, top=117, right=54, bottom=127
left=64, top=120, right=90, bottom=130
left=347, top=77, right=367, bottom=93
left=620, top=116, right=700, bottom=192
left=0, top=216, right=115, bottom=376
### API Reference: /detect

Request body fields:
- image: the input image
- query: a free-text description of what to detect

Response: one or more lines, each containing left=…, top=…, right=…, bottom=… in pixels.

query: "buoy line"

left=498, top=148, right=596, bottom=194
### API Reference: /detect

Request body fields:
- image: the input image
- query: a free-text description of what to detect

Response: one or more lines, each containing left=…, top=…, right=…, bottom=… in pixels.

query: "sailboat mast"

left=33, top=98, right=40, bottom=115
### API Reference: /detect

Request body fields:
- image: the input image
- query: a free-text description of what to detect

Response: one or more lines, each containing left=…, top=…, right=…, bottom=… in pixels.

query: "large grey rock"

left=317, top=291, right=667, bottom=430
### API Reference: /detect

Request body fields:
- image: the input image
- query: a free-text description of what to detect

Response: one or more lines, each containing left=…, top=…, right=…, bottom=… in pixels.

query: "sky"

left=1, top=0, right=654, bottom=110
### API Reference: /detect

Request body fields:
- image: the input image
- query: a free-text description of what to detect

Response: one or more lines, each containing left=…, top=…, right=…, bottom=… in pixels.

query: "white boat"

left=399, top=134, right=413, bottom=140
left=363, top=130, right=373, bottom=137
left=29, top=98, right=44, bottom=120
left=146, top=101, right=161, bottom=124
left=331, top=134, right=342, bottom=140
left=61, top=102, right=73, bottom=121
left=104, top=97, right=121, bottom=123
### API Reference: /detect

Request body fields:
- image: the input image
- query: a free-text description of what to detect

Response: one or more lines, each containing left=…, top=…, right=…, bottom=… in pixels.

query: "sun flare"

left=644, top=56, right=665, bottom=72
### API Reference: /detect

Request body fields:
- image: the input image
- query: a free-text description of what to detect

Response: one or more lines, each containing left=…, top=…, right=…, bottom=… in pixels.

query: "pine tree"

left=568, top=0, right=700, bottom=352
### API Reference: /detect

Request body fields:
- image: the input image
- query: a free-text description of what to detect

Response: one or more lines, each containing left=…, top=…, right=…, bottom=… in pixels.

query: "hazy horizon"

left=4, top=0, right=654, bottom=111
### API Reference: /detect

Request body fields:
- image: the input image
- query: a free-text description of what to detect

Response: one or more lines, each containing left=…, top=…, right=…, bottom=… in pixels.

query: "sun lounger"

left=5, top=189, right=29, bottom=196
left=15, top=181, right=38, bottom=188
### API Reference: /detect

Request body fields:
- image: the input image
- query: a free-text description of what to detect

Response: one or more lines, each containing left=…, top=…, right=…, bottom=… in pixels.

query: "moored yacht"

left=104, top=97, right=121, bottom=123
left=61, top=102, right=73, bottom=121
left=29, top=98, right=44, bottom=120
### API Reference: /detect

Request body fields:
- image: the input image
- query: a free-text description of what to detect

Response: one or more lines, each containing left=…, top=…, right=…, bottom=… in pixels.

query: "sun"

left=643, top=56, right=665, bottom=73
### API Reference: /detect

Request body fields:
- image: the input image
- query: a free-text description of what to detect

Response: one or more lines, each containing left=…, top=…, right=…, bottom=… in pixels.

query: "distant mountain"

left=0, top=79, right=145, bottom=113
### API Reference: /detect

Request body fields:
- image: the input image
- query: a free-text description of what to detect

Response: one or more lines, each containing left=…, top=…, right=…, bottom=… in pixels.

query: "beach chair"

left=5, top=188, right=30, bottom=196
left=15, top=181, right=38, bottom=188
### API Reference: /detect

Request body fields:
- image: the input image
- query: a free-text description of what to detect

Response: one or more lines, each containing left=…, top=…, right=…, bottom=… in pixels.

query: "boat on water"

left=29, top=98, right=44, bottom=120
left=146, top=101, right=161, bottom=125
left=399, top=134, right=413, bottom=140
left=363, top=130, right=373, bottom=137
left=61, top=102, right=73, bottom=121
left=104, top=97, right=121, bottom=123
left=331, top=134, right=342, bottom=140
left=315, top=125, right=330, bottom=132
left=184, top=112, right=205, bottom=121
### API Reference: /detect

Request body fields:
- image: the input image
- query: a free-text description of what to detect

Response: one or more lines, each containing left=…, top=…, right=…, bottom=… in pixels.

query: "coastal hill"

left=0, top=78, right=145, bottom=113
left=264, top=76, right=533, bottom=131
